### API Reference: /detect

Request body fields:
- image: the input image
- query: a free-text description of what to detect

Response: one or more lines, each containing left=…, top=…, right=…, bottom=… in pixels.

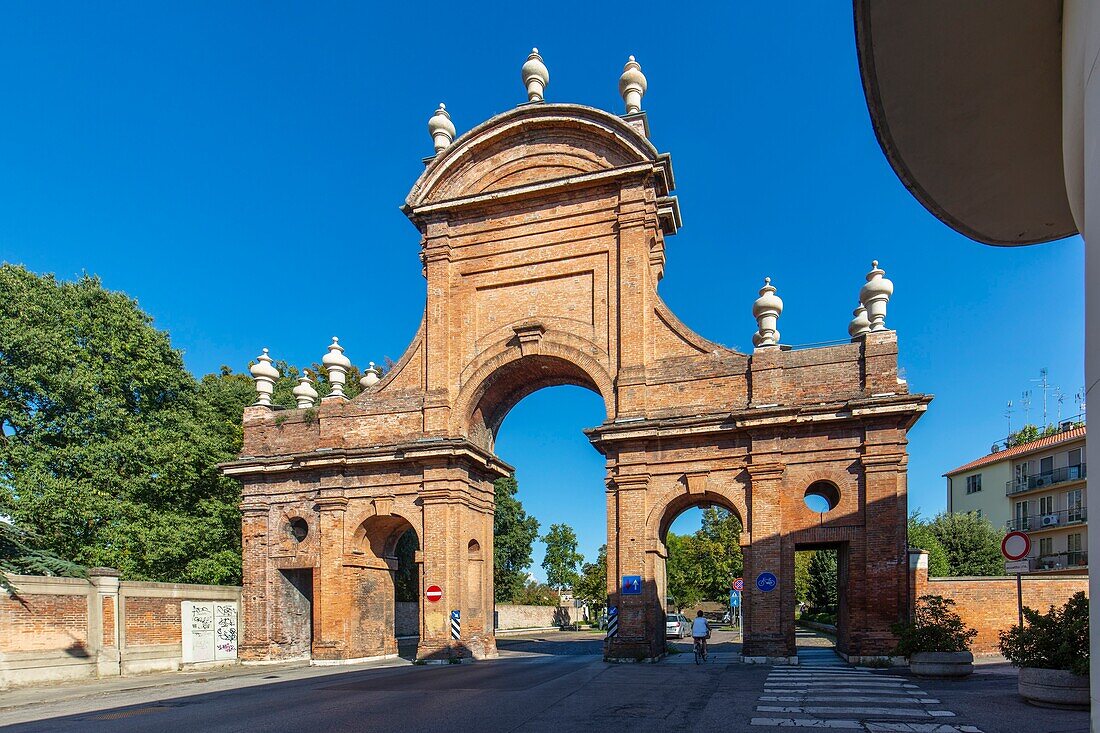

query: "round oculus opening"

left=803, top=481, right=841, bottom=513
left=287, top=517, right=309, bottom=543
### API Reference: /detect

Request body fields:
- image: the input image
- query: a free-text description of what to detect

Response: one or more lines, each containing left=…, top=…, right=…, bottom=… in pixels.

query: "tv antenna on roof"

left=1004, top=400, right=1013, bottom=436
left=1021, top=390, right=1032, bottom=425
left=1055, top=388, right=1065, bottom=423
left=1076, top=387, right=1087, bottom=417
left=1031, top=368, right=1051, bottom=427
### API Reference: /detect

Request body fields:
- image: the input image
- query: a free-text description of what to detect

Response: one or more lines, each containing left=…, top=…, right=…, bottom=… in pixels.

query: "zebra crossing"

left=749, top=644, right=983, bottom=732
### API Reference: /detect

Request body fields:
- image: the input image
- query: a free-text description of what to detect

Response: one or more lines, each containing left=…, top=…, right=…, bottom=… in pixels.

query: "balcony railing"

left=1005, top=463, right=1087, bottom=495
left=1004, top=506, right=1087, bottom=532
left=1035, top=551, right=1088, bottom=571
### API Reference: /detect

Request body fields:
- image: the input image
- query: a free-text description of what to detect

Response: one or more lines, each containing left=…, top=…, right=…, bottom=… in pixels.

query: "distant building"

left=945, top=424, right=1086, bottom=574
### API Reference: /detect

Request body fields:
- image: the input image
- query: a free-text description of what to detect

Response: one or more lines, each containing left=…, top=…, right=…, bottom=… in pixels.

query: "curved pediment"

left=406, top=103, right=661, bottom=210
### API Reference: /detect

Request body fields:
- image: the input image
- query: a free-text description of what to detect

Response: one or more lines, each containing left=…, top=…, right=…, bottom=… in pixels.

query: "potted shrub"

left=998, top=592, right=1089, bottom=709
left=891, top=594, right=976, bottom=677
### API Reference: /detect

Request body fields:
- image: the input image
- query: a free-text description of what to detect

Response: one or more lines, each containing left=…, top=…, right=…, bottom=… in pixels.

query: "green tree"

left=0, top=266, right=242, bottom=584
left=807, top=550, right=838, bottom=612
left=0, top=520, right=85, bottom=593
left=1006, top=423, right=1063, bottom=448
left=794, top=551, right=813, bottom=605
left=907, top=513, right=950, bottom=577
left=393, top=529, right=419, bottom=602
left=929, top=512, right=1004, bottom=576
left=574, top=544, right=607, bottom=618
left=665, top=532, right=704, bottom=610
left=493, top=475, right=540, bottom=603
left=512, top=579, right=557, bottom=606
left=695, top=507, right=743, bottom=600
left=541, top=523, right=583, bottom=591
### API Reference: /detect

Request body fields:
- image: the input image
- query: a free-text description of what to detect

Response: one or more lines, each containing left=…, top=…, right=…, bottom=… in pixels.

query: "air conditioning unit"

left=1041, top=514, right=1060, bottom=527
left=1035, top=477, right=1048, bottom=487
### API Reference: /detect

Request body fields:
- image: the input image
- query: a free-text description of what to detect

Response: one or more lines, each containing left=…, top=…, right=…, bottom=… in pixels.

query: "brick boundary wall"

left=909, top=550, right=1088, bottom=655
left=0, top=569, right=241, bottom=689
left=494, top=604, right=576, bottom=631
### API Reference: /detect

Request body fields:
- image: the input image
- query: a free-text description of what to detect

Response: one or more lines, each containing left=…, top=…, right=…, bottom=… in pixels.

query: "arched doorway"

left=490, top=383, right=607, bottom=650
left=652, top=492, right=747, bottom=658
left=351, top=514, right=420, bottom=660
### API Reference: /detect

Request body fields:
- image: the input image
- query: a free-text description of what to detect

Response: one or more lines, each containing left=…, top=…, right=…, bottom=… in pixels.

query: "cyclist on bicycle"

left=691, top=610, right=710, bottom=659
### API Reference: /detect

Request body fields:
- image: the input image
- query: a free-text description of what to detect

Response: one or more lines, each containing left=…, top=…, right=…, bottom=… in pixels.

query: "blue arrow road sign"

left=621, top=575, right=642, bottom=595
left=729, top=590, right=741, bottom=608
left=756, top=572, right=777, bottom=592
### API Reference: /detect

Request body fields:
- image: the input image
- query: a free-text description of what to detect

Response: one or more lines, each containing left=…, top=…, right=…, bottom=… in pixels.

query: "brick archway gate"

left=224, top=100, right=930, bottom=664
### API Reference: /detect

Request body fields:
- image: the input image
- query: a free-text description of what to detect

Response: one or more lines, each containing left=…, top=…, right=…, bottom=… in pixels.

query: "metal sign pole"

left=1016, top=572, right=1023, bottom=629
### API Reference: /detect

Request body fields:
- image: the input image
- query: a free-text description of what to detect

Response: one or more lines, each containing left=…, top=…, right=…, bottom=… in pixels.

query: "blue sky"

left=0, top=3, right=1084, bottom=579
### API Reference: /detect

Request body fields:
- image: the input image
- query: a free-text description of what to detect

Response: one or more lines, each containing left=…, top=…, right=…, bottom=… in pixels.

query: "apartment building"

left=945, top=424, right=1086, bottom=574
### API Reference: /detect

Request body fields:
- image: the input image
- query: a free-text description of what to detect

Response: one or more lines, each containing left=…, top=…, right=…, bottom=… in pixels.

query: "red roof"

left=944, top=425, right=1086, bottom=476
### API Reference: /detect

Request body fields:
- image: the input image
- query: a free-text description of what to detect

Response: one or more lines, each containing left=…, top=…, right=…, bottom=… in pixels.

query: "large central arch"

left=225, top=87, right=930, bottom=664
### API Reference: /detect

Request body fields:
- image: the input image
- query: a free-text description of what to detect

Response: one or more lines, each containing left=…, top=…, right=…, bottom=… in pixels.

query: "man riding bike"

left=691, top=610, right=710, bottom=660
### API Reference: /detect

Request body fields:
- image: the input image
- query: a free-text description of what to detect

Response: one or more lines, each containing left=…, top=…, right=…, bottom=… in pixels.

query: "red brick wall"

left=915, top=569, right=1088, bottom=655
left=0, top=593, right=87, bottom=653
left=102, top=597, right=116, bottom=647
left=124, top=596, right=181, bottom=646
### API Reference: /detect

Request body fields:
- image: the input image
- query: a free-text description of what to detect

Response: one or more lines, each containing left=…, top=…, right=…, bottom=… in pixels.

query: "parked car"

left=665, top=613, right=691, bottom=638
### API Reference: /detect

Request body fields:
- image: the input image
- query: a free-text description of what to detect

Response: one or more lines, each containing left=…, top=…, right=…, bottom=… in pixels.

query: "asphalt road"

left=0, top=630, right=1087, bottom=733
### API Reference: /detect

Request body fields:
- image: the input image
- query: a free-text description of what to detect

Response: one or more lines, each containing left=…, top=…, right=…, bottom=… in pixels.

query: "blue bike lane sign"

left=756, top=572, right=777, bottom=592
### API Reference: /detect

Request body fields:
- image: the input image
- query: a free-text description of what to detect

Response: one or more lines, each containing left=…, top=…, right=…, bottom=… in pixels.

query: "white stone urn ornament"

left=848, top=304, right=871, bottom=338
left=293, top=370, right=319, bottom=409
left=249, top=348, right=280, bottom=407
left=428, top=103, right=456, bottom=153
left=859, top=260, right=893, bottom=331
left=322, top=337, right=351, bottom=399
left=522, top=48, right=549, bottom=102
left=752, top=277, right=783, bottom=347
left=619, top=55, right=647, bottom=114
left=359, top=361, right=382, bottom=389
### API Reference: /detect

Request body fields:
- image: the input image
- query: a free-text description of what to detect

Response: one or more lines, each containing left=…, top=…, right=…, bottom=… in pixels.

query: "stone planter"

left=1018, top=667, right=1089, bottom=709
left=909, top=651, right=973, bottom=678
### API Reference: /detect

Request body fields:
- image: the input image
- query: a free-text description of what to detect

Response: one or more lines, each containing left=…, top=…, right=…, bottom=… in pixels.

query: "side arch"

left=450, top=330, right=616, bottom=451
left=645, top=475, right=749, bottom=546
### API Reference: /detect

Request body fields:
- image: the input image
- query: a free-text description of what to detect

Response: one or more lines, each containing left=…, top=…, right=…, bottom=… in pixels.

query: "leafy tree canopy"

left=807, top=550, right=838, bottom=612
left=511, top=579, right=558, bottom=606
left=493, top=475, right=540, bottom=603
left=0, top=265, right=242, bottom=584
left=573, top=544, right=607, bottom=617
left=907, top=513, right=950, bottom=577
left=927, top=511, right=1004, bottom=577
left=541, top=523, right=583, bottom=591
left=0, top=520, right=85, bottom=593
left=665, top=507, right=743, bottom=609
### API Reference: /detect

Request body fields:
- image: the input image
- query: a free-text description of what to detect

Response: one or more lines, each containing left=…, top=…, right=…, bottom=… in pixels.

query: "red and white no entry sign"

left=1001, top=531, right=1031, bottom=561
left=425, top=585, right=443, bottom=603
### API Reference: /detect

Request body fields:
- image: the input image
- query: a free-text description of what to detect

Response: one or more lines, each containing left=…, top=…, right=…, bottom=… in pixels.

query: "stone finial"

left=859, top=260, right=894, bottom=331
left=521, top=48, right=549, bottom=102
left=848, top=304, right=871, bottom=339
left=322, top=337, right=351, bottom=399
left=752, top=277, right=783, bottom=348
left=249, top=348, right=280, bottom=407
left=618, top=55, right=647, bottom=114
left=428, top=103, right=456, bottom=153
left=359, top=361, right=382, bottom=389
left=293, top=370, right=319, bottom=409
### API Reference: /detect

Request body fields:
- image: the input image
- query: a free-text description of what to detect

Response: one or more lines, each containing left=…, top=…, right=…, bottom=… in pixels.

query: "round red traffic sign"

left=1001, top=531, right=1031, bottom=561
left=425, top=585, right=443, bottom=603
left=732, top=578, right=744, bottom=592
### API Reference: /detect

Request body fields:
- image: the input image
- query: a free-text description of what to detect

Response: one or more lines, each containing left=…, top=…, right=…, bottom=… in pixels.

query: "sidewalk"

left=0, top=656, right=409, bottom=714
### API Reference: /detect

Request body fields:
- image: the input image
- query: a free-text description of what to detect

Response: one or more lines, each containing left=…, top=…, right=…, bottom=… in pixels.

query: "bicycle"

left=692, top=636, right=707, bottom=664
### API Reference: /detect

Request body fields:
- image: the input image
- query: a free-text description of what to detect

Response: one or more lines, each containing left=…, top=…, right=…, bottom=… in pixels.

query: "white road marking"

left=759, top=696, right=940, bottom=705
left=757, top=706, right=933, bottom=718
